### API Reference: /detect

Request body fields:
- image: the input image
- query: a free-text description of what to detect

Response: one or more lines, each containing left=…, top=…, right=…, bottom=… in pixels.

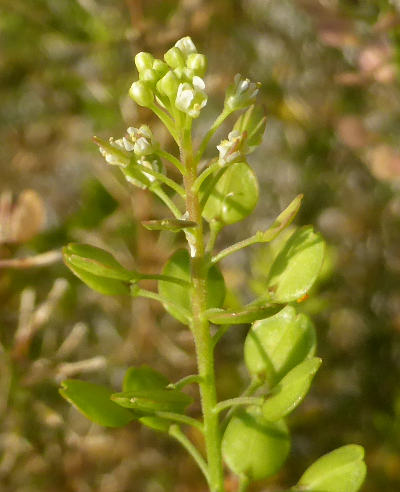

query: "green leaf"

left=123, top=365, right=171, bottom=432
left=205, top=305, right=281, bottom=325
left=233, top=104, right=267, bottom=153
left=244, top=306, right=316, bottom=386
left=262, top=357, right=322, bottom=421
left=63, top=243, right=133, bottom=281
left=267, top=226, right=325, bottom=303
left=222, top=407, right=290, bottom=481
left=158, top=249, right=225, bottom=324
left=111, top=388, right=193, bottom=413
left=202, top=161, right=259, bottom=226
left=64, top=261, right=130, bottom=296
left=123, top=365, right=169, bottom=392
left=59, top=380, right=135, bottom=428
left=296, top=445, right=367, bottom=492
left=142, top=219, right=198, bottom=231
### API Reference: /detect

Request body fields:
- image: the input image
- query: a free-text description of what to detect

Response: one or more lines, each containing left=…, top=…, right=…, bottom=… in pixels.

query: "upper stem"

left=182, top=125, right=225, bottom=492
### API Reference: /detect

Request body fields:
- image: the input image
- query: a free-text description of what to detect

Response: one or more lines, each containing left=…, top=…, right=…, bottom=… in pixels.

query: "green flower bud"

left=186, top=53, right=207, bottom=77
left=157, top=70, right=180, bottom=99
left=135, top=52, right=154, bottom=72
left=152, top=59, right=169, bottom=78
left=139, top=68, right=158, bottom=87
left=164, top=47, right=185, bottom=69
left=129, top=80, right=154, bottom=107
left=175, top=36, right=197, bottom=57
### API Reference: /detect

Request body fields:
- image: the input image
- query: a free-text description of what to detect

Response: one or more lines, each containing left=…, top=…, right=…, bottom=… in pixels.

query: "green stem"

left=150, top=103, right=179, bottom=144
left=141, top=167, right=185, bottom=197
left=211, top=231, right=271, bottom=265
left=151, top=186, right=182, bottom=219
left=168, top=374, right=203, bottom=390
left=213, top=397, right=263, bottom=415
left=182, top=124, right=225, bottom=492
left=154, top=412, right=203, bottom=431
left=221, top=378, right=263, bottom=432
left=196, top=109, right=232, bottom=161
left=157, top=149, right=186, bottom=175
left=131, top=287, right=191, bottom=324
left=169, top=425, right=210, bottom=484
left=192, top=159, right=220, bottom=194
left=137, top=273, right=190, bottom=287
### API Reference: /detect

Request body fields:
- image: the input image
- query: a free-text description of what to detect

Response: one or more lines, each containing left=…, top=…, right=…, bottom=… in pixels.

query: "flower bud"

left=157, top=70, right=180, bottom=99
left=129, top=80, right=154, bottom=107
left=135, top=52, right=154, bottom=72
left=175, top=36, right=197, bottom=57
left=139, top=68, right=158, bottom=87
left=217, top=130, right=244, bottom=164
left=224, top=74, right=261, bottom=111
left=134, top=136, right=153, bottom=156
left=164, top=47, right=185, bottom=69
left=152, top=59, right=169, bottom=78
left=186, top=53, right=207, bottom=77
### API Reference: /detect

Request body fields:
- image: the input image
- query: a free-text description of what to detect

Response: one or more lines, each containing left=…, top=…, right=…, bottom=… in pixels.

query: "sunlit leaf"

left=205, top=305, right=281, bottom=325
left=111, top=388, right=192, bottom=413
left=244, top=306, right=316, bottom=386
left=222, top=407, right=290, bottom=480
left=267, top=226, right=325, bottom=303
left=296, top=445, right=367, bottom=492
left=202, top=161, right=259, bottom=226
left=262, top=357, right=321, bottom=421
left=159, top=249, right=225, bottom=324
left=59, top=380, right=135, bottom=428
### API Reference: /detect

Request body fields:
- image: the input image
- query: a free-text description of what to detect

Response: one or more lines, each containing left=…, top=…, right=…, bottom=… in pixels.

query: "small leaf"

left=222, top=407, right=290, bottom=481
left=64, top=243, right=133, bottom=281
left=64, top=260, right=130, bottom=296
left=123, top=366, right=172, bottom=432
left=111, top=388, right=193, bottom=413
left=123, top=366, right=169, bottom=392
left=142, top=219, right=198, bottom=231
left=159, top=249, right=225, bottom=324
left=296, top=445, right=367, bottom=492
left=59, top=380, right=135, bottom=428
left=233, top=105, right=267, bottom=153
left=262, top=357, right=322, bottom=421
left=244, top=306, right=316, bottom=386
left=258, top=194, right=303, bottom=243
left=202, top=161, right=259, bottom=226
left=267, top=226, right=325, bottom=303
left=206, top=305, right=281, bottom=325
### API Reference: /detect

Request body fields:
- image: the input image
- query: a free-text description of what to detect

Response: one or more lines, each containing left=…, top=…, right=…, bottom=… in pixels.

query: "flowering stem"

left=182, top=124, right=225, bottom=492
left=157, top=149, right=186, bottom=174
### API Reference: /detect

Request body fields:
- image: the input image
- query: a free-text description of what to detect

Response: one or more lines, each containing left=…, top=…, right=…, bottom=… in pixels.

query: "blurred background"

left=1, top=0, right=400, bottom=490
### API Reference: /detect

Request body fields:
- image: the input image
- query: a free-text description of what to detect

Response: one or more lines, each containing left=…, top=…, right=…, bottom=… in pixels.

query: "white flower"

left=225, top=74, right=260, bottom=111
left=217, top=130, right=244, bottom=164
left=175, top=77, right=207, bottom=118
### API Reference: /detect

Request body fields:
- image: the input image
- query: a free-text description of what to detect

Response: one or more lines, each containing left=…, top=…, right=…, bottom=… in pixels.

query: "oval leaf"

left=111, top=388, right=192, bottom=413
left=263, top=357, right=322, bottom=421
left=159, top=249, right=225, bottom=324
left=123, top=365, right=169, bottom=392
left=206, top=305, right=281, bottom=325
left=244, top=306, right=316, bottom=386
left=222, top=407, right=290, bottom=481
left=59, top=379, right=135, bottom=428
left=296, top=445, right=367, bottom=492
left=64, top=243, right=133, bottom=281
left=267, top=226, right=325, bottom=303
left=202, top=161, right=259, bottom=226
left=64, top=261, right=130, bottom=296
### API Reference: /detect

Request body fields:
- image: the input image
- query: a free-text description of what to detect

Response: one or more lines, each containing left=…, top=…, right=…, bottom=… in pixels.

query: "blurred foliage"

left=2, top=0, right=400, bottom=491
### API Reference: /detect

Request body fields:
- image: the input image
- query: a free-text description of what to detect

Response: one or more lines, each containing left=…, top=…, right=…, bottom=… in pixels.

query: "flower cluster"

left=224, top=74, right=261, bottom=112
left=95, top=126, right=162, bottom=190
left=129, top=36, right=208, bottom=119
